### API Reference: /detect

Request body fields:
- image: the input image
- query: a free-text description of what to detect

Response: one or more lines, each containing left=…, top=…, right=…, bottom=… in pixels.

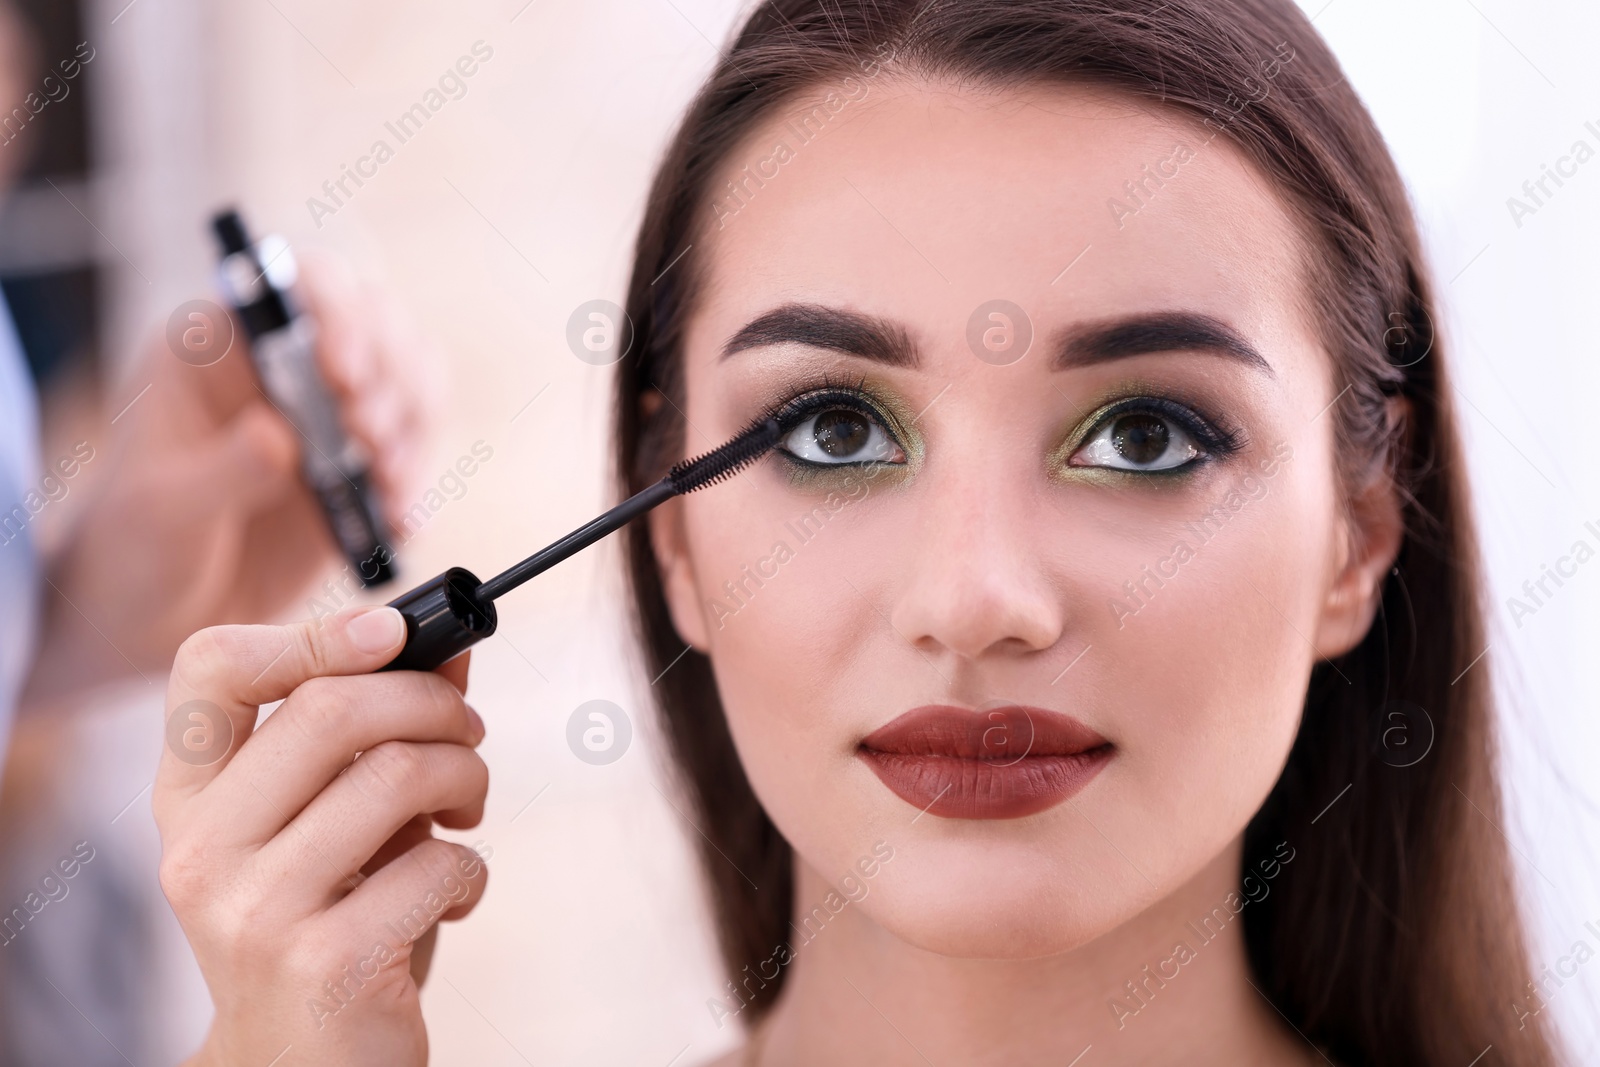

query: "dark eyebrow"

left=1050, top=312, right=1275, bottom=377
left=720, top=303, right=918, bottom=368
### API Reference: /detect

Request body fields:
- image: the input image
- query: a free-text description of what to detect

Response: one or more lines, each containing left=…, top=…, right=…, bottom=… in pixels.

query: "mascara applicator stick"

left=475, top=479, right=675, bottom=602
left=379, top=417, right=781, bottom=673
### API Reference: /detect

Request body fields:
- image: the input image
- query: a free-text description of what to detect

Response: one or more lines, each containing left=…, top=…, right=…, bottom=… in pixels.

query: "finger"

left=346, top=380, right=410, bottom=460
left=436, top=650, right=471, bottom=696
left=188, top=669, right=483, bottom=849
left=157, top=607, right=409, bottom=806
left=296, top=251, right=377, bottom=398
left=323, top=838, right=488, bottom=959
left=254, top=740, right=487, bottom=903
left=377, top=427, right=427, bottom=523
left=366, top=290, right=441, bottom=496
left=361, top=813, right=433, bottom=877
left=292, top=255, right=436, bottom=520
left=357, top=817, right=482, bottom=915
left=410, top=925, right=440, bottom=989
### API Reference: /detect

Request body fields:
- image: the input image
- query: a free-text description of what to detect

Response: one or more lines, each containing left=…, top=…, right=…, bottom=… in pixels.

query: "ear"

left=639, top=388, right=713, bottom=651
left=650, top=489, right=713, bottom=653
left=1312, top=399, right=1408, bottom=658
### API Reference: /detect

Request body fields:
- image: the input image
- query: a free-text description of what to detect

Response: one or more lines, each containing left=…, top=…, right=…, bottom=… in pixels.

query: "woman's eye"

left=1070, top=410, right=1203, bottom=472
left=781, top=407, right=904, bottom=466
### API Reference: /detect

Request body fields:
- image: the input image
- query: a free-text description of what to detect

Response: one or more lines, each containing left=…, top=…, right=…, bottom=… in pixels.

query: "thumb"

left=161, top=606, right=410, bottom=797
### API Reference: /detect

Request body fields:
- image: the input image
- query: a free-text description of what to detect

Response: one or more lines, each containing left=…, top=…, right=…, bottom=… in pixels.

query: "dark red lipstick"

left=858, top=705, right=1113, bottom=819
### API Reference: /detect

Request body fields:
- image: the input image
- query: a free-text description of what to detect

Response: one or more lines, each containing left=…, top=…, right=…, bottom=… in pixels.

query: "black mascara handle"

left=379, top=567, right=498, bottom=672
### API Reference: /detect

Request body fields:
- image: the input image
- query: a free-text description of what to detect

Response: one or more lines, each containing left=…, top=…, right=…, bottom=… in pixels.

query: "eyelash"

left=766, top=377, right=907, bottom=470
left=1070, top=396, right=1246, bottom=473
left=758, top=381, right=1245, bottom=475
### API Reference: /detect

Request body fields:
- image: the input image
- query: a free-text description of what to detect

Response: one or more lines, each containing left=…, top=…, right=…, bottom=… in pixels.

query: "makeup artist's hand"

left=154, top=607, right=487, bottom=1067
left=22, top=251, right=440, bottom=707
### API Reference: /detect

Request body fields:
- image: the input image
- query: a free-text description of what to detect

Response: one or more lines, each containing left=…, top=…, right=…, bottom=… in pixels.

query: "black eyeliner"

left=1081, top=395, right=1247, bottom=458
left=764, top=382, right=910, bottom=470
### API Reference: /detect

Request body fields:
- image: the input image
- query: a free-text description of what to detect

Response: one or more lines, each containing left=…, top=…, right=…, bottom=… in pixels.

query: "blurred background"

left=0, top=0, right=1594, bottom=1063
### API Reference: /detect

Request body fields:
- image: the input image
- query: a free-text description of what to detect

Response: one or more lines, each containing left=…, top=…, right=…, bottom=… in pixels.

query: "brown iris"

left=814, top=410, right=872, bottom=458
left=1110, top=413, right=1169, bottom=465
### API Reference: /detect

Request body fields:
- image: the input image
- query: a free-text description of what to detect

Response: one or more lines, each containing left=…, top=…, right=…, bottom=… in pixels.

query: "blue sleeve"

left=0, top=289, right=41, bottom=750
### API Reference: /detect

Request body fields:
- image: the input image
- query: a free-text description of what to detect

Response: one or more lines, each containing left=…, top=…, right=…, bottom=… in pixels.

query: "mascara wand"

left=379, top=417, right=781, bottom=673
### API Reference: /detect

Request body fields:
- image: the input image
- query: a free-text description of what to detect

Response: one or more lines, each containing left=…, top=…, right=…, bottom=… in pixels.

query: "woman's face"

left=652, top=79, right=1395, bottom=957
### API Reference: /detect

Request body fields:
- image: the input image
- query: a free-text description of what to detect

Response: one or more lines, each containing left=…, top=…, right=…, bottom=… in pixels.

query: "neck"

left=752, top=837, right=1315, bottom=1067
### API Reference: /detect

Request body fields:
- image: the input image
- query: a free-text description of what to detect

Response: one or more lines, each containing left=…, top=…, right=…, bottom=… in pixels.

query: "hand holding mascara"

left=380, top=415, right=783, bottom=673
left=211, top=209, right=396, bottom=587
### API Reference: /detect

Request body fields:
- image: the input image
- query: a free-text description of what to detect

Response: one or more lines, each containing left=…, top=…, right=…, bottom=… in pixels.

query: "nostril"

left=892, top=580, right=1065, bottom=662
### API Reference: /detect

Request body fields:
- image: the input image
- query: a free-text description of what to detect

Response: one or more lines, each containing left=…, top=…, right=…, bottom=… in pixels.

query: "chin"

left=855, top=835, right=1158, bottom=960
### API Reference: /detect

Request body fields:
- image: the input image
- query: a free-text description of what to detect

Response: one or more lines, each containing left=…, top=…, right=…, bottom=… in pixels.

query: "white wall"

left=1305, top=0, right=1600, bottom=1056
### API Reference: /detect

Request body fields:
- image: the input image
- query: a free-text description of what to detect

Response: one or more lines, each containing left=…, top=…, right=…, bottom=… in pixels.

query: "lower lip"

left=860, top=747, right=1113, bottom=819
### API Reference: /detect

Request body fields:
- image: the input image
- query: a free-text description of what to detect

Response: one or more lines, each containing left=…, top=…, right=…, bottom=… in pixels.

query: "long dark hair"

left=612, top=2, right=1560, bottom=1063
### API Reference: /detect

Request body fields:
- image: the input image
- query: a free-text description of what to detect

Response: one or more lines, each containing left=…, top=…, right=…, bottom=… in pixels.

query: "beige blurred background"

left=1, top=0, right=1598, bottom=1063
left=0, top=0, right=756, bottom=1063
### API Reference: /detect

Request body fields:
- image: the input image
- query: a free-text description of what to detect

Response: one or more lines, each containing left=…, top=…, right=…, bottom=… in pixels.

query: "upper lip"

left=859, top=704, right=1109, bottom=760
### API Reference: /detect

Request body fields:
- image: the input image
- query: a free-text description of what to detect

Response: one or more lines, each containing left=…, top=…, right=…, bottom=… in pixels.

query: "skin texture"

left=155, top=79, right=1400, bottom=1065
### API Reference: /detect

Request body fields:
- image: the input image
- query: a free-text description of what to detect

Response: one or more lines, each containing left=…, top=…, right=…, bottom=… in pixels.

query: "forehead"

left=689, top=78, right=1315, bottom=363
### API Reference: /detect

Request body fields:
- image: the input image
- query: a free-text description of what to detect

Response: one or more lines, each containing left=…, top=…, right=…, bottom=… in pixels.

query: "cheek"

left=689, top=490, right=871, bottom=690
left=1071, top=454, right=1337, bottom=881
left=687, top=476, right=897, bottom=696
left=685, top=484, right=901, bottom=849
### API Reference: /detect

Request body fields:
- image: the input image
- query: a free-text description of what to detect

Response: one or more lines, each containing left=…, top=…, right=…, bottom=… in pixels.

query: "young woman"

left=152, top=1, right=1565, bottom=1064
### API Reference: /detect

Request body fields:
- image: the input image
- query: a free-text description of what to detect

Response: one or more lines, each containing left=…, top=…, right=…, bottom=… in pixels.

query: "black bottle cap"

left=380, top=567, right=497, bottom=672
left=356, top=548, right=396, bottom=588
left=210, top=207, right=295, bottom=334
left=212, top=209, right=251, bottom=255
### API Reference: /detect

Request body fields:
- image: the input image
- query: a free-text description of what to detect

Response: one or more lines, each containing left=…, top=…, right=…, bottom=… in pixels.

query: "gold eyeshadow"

left=743, top=369, right=1249, bottom=493
left=752, top=374, right=924, bottom=490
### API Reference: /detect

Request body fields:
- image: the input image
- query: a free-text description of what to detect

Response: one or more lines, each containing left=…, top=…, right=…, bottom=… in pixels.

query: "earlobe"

left=649, top=498, right=712, bottom=652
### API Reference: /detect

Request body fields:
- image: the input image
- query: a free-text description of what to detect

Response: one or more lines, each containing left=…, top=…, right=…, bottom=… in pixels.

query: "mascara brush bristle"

left=669, top=417, right=781, bottom=494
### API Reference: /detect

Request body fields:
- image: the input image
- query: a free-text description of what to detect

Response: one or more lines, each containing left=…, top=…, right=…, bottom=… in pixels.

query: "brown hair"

left=613, top=2, right=1560, bottom=1063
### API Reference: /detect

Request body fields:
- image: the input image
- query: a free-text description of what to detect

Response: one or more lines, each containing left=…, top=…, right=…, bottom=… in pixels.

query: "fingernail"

left=466, top=705, right=486, bottom=744
left=346, top=606, right=405, bottom=653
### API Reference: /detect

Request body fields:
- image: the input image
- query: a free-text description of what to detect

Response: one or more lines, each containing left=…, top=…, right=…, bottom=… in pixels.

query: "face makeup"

left=859, top=705, right=1114, bottom=819
left=649, top=79, right=1355, bottom=973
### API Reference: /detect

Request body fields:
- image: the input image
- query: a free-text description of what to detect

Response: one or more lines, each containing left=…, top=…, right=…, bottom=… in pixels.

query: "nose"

left=887, top=464, right=1067, bottom=664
